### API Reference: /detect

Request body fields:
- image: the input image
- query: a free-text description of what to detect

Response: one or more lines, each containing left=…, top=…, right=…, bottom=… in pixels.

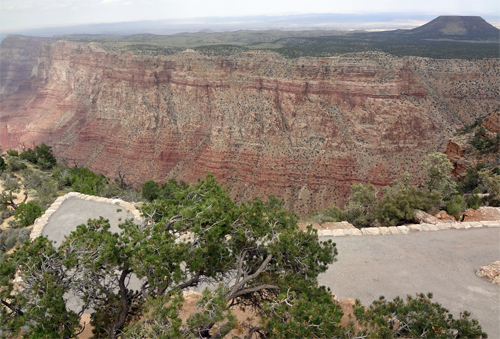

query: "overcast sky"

left=1, top=0, right=499, bottom=32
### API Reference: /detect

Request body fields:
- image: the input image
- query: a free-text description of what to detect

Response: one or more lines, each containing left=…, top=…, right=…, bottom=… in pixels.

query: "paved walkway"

left=318, top=229, right=500, bottom=338
left=38, top=196, right=500, bottom=338
left=42, top=198, right=137, bottom=246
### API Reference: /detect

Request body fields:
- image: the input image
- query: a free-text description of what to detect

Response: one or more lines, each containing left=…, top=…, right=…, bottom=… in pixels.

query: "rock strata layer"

left=1, top=38, right=499, bottom=215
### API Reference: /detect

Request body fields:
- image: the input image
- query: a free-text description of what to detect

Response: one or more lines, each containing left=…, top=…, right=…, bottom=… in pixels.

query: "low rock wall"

left=315, top=220, right=500, bottom=237
left=29, top=192, right=500, bottom=240
left=30, top=192, right=143, bottom=240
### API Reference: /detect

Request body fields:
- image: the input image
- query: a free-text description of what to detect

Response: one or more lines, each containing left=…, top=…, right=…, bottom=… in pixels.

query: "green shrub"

left=19, top=148, right=38, bottom=164
left=19, top=143, right=57, bottom=170
left=7, top=157, right=27, bottom=172
left=445, top=195, right=464, bottom=221
left=142, top=180, right=160, bottom=201
left=354, top=293, right=487, bottom=338
left=377, top=187, right=441, bottom=226
left=6, top=150, right=18, bottom=157
left=65, top=167, right=108, bottom=195
left=0, top=228, right=31, bottom=252
left=159, top=178, right=188, bottom=199
left=461, top=168, right=480, bottom=193
left=0, top=157, right=6, bottom=173
left=14, top=202, right=43, bottom=227
left=466, top=189, right=482, bottom=210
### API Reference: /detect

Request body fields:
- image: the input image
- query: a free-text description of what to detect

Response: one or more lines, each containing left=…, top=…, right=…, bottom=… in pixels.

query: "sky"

left=0, top=0, right=499, bottom=33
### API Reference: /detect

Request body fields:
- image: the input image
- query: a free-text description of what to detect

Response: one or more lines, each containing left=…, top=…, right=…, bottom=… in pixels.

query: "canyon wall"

left=1, top=38, right=499, bottom=215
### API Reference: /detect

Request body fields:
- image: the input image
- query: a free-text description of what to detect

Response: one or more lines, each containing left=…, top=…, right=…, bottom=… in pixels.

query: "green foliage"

left=422, top=152, right=457, bottom=199
left=478, top=170, right=500, bottom=207
left=466, top=189, right=482, bottom=210
left=14, top=202, right=43, bottom=227
left=0, top=236, right=82, bottom=338
left=159, top=178, right=188, bottom=199
left=19, top=148, right=38, bottom=164
left=122, top=291, right=186, bottom=338
left=456, top=117, right=484, bottom=136
left=6, top=150, right=19, bottom=157
left=377, top=185, right=441, bottom=226
left=308, top=205, right=347, bottom=224
left=19, top=143, right=57, bottom=170
left=65, top=166, right=109, bottom=195
left=7, top=157, right=27, bottom=172
left=0, top=228, right=31, bottom=255
left=471, top=128, right=500, bottom=153
left=461, top=167, right=480, bottom=193
left=344, top=183, right=378, bottom=227
left=0, top=156, right=6, bottom=173
left=354, top=293, right=487, bottom=338
left=1, top=173, right=22, bottom=209
left=445, top=195, right=464, bottom=221
left=1, top=174, right=337, bottom=338
left=261, top=280, right=343, bottom=339
left=142, top=180, right=160, bottom=201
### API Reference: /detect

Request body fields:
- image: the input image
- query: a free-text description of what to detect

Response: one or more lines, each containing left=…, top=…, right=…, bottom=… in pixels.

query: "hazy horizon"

left=1, top=0, right=499, bottom=35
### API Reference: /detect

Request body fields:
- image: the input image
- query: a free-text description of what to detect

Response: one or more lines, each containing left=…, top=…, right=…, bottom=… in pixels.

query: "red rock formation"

left=482, top=111, right=500, bottom=133
left=1, top=39, right=499, bottom=216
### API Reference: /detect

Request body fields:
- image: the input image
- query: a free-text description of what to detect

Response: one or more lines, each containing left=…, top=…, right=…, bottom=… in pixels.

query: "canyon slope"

left=1, top=36, right=499, bottom=215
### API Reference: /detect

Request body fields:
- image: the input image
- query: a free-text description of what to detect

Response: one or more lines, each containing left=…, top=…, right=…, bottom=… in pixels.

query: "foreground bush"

left=14, top=201, right=43, bottom=227
left=0, top=174, right=487, bottom=339
left=354, top=293, right=487, bottom=338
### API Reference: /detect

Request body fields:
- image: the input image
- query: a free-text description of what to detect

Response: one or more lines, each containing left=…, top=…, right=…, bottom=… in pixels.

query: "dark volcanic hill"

left=359, top=16, right=499, bottom=42
left=407, top=16, right=500, bottom=40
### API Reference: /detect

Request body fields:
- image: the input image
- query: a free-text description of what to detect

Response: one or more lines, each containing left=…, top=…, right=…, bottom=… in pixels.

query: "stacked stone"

left=316, top=220, right=500, bottom=237
left=30, top=192, right=144, bottom=241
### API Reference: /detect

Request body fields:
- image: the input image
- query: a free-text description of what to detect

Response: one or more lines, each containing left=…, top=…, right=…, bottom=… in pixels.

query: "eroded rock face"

left=0, top=35, right=50, bottom=100
left=1, top=39, right=499, bottom=216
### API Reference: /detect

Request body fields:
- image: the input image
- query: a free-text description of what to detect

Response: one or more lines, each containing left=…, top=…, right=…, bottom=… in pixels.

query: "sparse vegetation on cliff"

left=308, top=151, right=500, bottom=227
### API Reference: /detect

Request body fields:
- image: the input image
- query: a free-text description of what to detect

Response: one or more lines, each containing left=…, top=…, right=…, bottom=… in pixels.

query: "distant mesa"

left=407, top=16, right=500, bottom=40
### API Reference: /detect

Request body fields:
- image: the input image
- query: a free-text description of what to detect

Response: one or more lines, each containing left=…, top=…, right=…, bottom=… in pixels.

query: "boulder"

left=412, top=210, right=440, bottom=224
left=434, top=210, right=457, bottom=222
left=461, top=207, right=500, bottom=222
left=322, top=221, right=356, bottom=230
left=476, top=261, right=500, bottom=285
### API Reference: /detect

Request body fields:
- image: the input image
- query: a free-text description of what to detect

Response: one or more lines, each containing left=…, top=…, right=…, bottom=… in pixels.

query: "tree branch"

left=1, top=299, right=24, bottom=316
left=227, top=254, right=273, bottom=301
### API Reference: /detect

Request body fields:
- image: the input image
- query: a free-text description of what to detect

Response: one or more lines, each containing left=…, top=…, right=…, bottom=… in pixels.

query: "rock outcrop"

left=476, top=261, right=500, bottom=285
left=1, top=38, right=499, bottom=216
left=445, top=111, right=499, bottom=179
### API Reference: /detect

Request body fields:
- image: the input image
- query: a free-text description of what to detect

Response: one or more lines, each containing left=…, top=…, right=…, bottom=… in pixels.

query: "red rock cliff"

left=1, top=39, right=499, bottom=216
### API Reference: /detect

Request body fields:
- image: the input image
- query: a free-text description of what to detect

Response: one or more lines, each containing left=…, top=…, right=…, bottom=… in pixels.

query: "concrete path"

left=318, top=228, right=500, bottom=338
left=42, top=197, right=137, bottom=246
left=41, top=198, right=499, bottom=337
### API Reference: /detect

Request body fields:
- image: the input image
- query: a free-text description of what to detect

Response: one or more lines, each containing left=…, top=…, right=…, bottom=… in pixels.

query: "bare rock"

left=322, top=221, right=356, bottom=230
left=434, top=210, right=457, bottom=222
left=482, top=111, right=500, bottom=133
left=462, top=207, right=500, bottom=222
left=1, top=36, right=498, bottom=218
left=412, top=209, right=440, bottom=224
left=476, top=261, right=500, bottom=285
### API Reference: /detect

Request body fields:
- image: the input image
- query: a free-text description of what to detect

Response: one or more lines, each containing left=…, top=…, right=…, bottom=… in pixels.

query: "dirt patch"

left=462, top=207, right=500, bottom=222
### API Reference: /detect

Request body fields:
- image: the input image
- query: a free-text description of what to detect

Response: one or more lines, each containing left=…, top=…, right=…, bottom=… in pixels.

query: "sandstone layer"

left=1, top=38, right=499, bottom=216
